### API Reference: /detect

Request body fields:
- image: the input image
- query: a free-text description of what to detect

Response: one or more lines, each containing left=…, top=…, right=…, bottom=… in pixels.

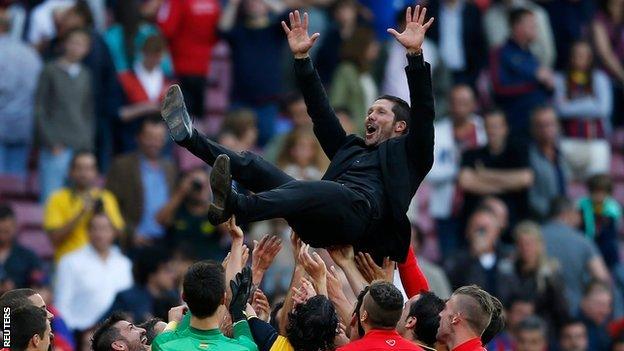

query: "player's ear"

left=405, top=316, right=417, bottom=329
left=112, top=340, right=127, bottom=351
left=394, top=120, right=407, bottom=134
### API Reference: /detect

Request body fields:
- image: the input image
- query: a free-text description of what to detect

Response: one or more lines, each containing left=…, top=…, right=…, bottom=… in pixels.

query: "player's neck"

left=448, top=329, right=480, bottom=350
left=190, top=315, right=220, bottom=331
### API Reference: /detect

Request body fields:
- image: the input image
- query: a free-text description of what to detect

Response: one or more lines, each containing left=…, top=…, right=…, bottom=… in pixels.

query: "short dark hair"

left=483, top=109, right=507, bottom=125
left=516, top=315, right=547, bottom=337
left=453, top=285, right=495, bottom=336
left=587, top=174, right=613, bottom=194
left=0, top=203, right=15, bottom=221
left=509, top=8, right=533, bottom=28
left=365, top=281, right=404, bottom=329
left=0, top=288, right=37, bottom=302
left=142, top=34, right=166, bottom=54
left=583, top=280, right=612, bottom=298
left=408, top=292, right=445, bottom=346
left=11, top=305, right=48, bottom=351
left=137, top=318, right=163, bottom=345
left=138, top=115, right=166, bottom=135
left=286, top=295, right=338, bottom=351
left=91, top=312, right=126, bottom=351
left=182, top=261, right=225, bottom=318
left=482, top=295, right=505, bottom=344
left=377, top=94, right=411, bottom=133
left=69, top=150, right=97, bottom=171
left=133, top=247, right=172, bottom=286
left=353, top=286, right=370, bottom=337
left=269, top=300, right=285, bottom=331
left=549, top=196, right=575, bottom=219
left=70, top=1, right=95, bottom=27
left=559, top=318, right=586, bottom=338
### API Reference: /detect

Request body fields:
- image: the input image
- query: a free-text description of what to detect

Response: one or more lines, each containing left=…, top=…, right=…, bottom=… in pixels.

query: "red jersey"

left=453, top=338, right=487, bottom=351
left=338, top=330, right=424, bottom=351
left=157, top=0, right=220, bottom=76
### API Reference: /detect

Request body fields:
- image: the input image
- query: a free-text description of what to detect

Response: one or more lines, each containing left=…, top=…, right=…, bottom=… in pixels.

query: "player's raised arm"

left=388, top=6, right=435, bottom=176
left=283, top=10, right=347, bottom=159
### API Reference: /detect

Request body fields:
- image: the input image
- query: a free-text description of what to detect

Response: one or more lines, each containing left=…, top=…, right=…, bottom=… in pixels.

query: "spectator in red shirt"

left=436, top=285, right=496, bottom=351
left=338, top=281, right=424, bottom=351
left=157, top=0, right=220, bottom=118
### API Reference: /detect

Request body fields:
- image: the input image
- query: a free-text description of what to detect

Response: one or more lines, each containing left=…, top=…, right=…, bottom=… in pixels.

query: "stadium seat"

left=17, top=228, right=53, bottom=259
left=11, top=200, right=44, bottom=229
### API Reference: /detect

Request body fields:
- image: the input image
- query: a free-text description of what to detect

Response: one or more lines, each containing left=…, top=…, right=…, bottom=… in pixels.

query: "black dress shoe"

left=208, top=154, right=234, bottom=225
left=161, top=84, right=193, bottom=142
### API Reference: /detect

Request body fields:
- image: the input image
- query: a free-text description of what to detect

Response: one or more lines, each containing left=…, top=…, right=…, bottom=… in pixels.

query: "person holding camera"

left=155, top=167, right=225, bottom=260
left=44, top=151, right=125, bottom=262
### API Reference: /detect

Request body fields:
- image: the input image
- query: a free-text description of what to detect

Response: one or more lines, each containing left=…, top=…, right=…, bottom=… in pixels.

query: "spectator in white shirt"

left=426, top=85, right=486, bottom=256
left=54, top=212, right=133, bottom=333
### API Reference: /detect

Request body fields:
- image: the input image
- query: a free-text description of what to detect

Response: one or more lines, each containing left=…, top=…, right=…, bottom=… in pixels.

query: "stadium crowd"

left=1, top=0, right=624, bottom=350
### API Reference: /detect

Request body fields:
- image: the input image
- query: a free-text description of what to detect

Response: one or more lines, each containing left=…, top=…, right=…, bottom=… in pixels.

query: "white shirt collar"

left=134, top=61, right=164, bottom=102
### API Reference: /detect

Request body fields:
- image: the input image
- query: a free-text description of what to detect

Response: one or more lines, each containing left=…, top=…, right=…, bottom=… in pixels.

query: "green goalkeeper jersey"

left=152, top=320, right=258, bottom=351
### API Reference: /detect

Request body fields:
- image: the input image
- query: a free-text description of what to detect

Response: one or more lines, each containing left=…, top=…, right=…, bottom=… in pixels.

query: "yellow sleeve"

left=43, top=191, right=67, bottom=230
left=102, top=191, right=125, bottom=230
left=270, top=336, right=294, bottom=351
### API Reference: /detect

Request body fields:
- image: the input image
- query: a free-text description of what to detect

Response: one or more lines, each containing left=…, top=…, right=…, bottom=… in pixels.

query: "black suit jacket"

left=293, top=54, right=435, bottom=262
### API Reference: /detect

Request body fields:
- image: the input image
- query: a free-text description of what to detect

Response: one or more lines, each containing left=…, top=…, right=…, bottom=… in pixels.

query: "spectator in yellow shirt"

left=44, top=151, right=125, bottom=261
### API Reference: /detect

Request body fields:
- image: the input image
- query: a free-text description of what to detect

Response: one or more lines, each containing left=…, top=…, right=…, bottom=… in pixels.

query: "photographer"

left=44, top=151, right=125, bottom=262
left=156, top=168, right=225, bottom=260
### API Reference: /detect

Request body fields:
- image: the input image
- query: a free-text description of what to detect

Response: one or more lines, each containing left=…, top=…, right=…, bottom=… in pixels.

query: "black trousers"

left=181, top=130, right=373, bottom=247
left=178, top=75, right=207, bottom=118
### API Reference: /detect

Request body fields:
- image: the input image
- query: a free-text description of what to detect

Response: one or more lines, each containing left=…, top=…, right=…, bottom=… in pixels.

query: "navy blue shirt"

left=0, top=244, right=43, bottom=288
left=221, top=16, right=287, bottom=104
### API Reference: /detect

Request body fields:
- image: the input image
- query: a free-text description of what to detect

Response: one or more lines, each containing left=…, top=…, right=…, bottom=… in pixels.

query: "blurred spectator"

left=106, top=118, right=177, bottom=248
left=427, top=0, right=487, bottom=87
left=357, top=0, right=412, bottom=40
left=105, top=0, right=172, bottom=74
left=615, top=337, right=624, bottom=351
left=27, top=0, right=75, bottom=51
left=578, top=280, right=614, bottom=351
left=578, top=174, right=622, bottom=269
left=484, top=0, right=556, bottom=68
left=218, top=0, right=289, bottom=146
left=0, top=8, right=42, bottom=176
left=156, top=0, right=221, bottom=118
left=9, top=304, right=52, bottom=351
left=499, top=221, right=569, bottom=332
left=541, top=0, right=595, bottom=69
left=555, top=41, right=612, bottom=180
left=458, top=110, right=533, bottom=232
left=411, top=225, right=452, bottom=299
left=335, top=106, right=356, bottom=135
left=329, top=25, right=379, bottom=136
left=528, top=106, right=571, bottom=220
left=486, top=294, right=533, bottom=350
left=44, top=151, right=124, bottom=262
left=445, top=207, right=513, bottom=298
left=427, top=85, right=486, bottom=256
left=559, top=318, right=589, bottom=351
left=107, top=247, right=178, bottom=323
left=219, top=108, right=259, bottom=152
left=52, top=2, right=122, bottom=172
left=542, top=197, right=612, bottom=316
left=515, top=316, right=548, bottom=351
left=156, top=168, right=225, bottom=260
left=276, top=129, right=328, bottom=180
left=592, top=0, right=624, bottom=127
left=264, top=94, right=310, bottom=162
left=490, top=8, right=553, bottom=139
left=1, top=0, right=26, bottom=40
left=35, top=28, right=94, bottom=202
left=482, top=196, right=512, bottom=243
left=55, top=212, right=133, bottom=333
left=117, top=34, right=171, bottom=152
left=315, top=0, right=359, bottom=85
left=0, top=205, right=43, bottom=294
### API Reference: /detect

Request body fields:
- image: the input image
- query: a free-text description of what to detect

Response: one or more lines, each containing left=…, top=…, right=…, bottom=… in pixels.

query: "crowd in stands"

left=1, top=0, right=624, bottom=350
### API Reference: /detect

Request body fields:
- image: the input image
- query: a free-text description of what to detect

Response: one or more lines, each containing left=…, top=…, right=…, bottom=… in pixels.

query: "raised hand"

left=355, top=252, right=395, bottom=283
left=299, top=244, right=328, bottom=295
left=328, top=245, right=355, bottom=268
left=250, top=289, right=271, bottom=322
left=387, top=5, right=434, bottom=55
left=281, top=10, right=320, bottom=59
left=226, top=216, right=244, bottom=241
left=252, top=235, right=283, bottom=273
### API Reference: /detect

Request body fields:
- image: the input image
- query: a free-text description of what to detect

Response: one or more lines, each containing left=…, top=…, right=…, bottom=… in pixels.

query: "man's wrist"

left=406, top=48, right=422, bottom=56
left=294, top=53, right=310, bottom=59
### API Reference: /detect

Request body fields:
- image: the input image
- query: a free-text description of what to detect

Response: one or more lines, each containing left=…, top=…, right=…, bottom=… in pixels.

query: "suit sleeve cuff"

left=406, top=53, right=425, bottom=69
left=294, top=57, right=315, bottom=75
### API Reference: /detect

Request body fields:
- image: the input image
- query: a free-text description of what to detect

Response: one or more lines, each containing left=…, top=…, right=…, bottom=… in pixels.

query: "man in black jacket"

left=161, top=7, right=435, bottom=262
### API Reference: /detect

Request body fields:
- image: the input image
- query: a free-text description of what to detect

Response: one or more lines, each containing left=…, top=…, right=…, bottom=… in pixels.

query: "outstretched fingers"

left=418, top=6, right=427, bottom=25
left=406, top=6, right=412, bottom=25
left=281, top=20, right=290, bottom=34
left=303, top=11, right=309, bottom=30
left=424, top=17, right=435, bottom=29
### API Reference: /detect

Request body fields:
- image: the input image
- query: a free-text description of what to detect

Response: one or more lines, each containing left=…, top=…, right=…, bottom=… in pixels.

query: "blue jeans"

left=39, top=148, right=73, bottom=203
left=0, top=143, right=29, bottom=176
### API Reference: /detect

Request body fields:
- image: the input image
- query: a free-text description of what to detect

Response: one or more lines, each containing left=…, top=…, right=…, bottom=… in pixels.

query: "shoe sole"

left=209, top=154, right=232, bottom=224
left=161, top=85, right=191, bottom=142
